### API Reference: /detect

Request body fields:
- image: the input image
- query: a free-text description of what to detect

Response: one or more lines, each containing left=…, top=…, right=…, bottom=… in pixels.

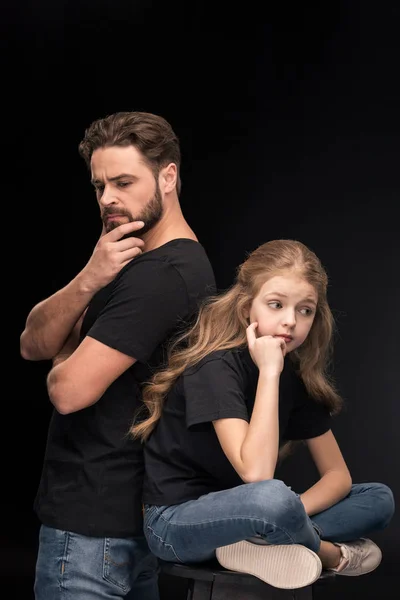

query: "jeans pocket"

left=103, top=537, right=136, bottom=592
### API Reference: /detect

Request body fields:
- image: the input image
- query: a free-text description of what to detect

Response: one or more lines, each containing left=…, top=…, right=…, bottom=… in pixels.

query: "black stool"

left=159, top=559, right=336, bottom=599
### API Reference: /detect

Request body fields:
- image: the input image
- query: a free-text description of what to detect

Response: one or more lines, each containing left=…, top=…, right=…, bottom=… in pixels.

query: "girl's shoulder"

left=185, top=346, right=251, bottom=378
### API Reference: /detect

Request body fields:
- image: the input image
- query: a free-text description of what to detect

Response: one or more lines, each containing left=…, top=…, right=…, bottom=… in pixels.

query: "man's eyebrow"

left=91, top=174, right=137, bottom=185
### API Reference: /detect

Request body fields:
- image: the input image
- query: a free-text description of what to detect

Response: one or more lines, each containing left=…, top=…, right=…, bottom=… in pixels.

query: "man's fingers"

left=120, top=246, right=143, bottom=265
left=106, top=221, right=145, bottom=241
left=115, top=236, right=145, bottom=252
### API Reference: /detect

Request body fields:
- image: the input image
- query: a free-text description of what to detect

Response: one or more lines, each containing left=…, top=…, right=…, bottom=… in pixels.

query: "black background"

left=5, top=1, right=399, bottom=598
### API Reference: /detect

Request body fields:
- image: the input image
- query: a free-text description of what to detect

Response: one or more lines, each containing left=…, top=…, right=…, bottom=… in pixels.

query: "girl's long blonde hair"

left=131, top=239, right=342, bottom=442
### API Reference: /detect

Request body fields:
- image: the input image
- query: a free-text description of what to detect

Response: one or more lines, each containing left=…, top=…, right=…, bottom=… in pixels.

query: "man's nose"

left=99, top=185, right=118, bottom=206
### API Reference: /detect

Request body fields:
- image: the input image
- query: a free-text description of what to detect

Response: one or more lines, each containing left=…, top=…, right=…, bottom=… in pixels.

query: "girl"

left=131, top=239, right=394, bottom=590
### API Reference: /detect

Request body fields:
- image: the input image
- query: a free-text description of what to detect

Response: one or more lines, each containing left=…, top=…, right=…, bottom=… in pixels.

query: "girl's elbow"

left=241, top=469, right=274, bottom=484
left=343, top=471, right=353, bottom=494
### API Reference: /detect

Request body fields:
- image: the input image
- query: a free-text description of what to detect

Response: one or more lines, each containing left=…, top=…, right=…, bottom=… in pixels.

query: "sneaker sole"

left=216, top=540, right=322, bottom=589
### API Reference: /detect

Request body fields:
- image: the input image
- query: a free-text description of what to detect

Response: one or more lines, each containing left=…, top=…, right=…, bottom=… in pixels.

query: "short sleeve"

left=284, top=374, right=331, bottom=440
left=183, top=357, right=250, bottom=429
left=87, top=259, right=188, bottom=362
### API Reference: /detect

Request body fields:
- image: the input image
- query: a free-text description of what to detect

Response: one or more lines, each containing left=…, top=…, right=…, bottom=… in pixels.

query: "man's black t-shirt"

left=34, top=239, right=216, bottom=537
left=143, top=347, right=331, bottom=506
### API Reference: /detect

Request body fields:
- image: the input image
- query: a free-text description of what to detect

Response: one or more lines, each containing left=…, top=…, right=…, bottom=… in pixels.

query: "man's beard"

left=102, top=184, right=163, bottom=236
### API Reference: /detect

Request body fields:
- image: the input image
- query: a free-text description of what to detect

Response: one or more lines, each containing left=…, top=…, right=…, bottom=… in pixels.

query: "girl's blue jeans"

left=143, top=481, right=395, bottom=564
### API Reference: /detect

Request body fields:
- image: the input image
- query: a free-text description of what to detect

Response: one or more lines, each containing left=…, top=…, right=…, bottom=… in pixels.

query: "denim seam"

left=102, top=538, right=129, bottom=592
left=60, top=530, right=70, bottom=591
left=311, top=521, right=323, bottom=537
left=146, top=524, right=183, bottom=563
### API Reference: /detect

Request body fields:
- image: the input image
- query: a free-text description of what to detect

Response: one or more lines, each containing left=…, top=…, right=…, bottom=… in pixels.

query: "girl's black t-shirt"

left=143, top=347, right=332, bottom=506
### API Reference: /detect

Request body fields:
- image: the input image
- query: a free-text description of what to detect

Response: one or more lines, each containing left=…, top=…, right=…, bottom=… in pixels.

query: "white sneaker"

left=330, top=538, right=382, bottom=576
left=216, top=540, right=322, bottom=589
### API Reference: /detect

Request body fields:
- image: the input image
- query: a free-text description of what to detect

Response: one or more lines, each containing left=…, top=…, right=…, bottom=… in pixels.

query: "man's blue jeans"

left=34, top=526, right=160, bottom=599
left=143, top=480, right=395, bottom=564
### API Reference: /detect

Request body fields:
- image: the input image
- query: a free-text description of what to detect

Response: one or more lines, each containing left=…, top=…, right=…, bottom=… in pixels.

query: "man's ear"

left=160, top=163, right=177, bottom=194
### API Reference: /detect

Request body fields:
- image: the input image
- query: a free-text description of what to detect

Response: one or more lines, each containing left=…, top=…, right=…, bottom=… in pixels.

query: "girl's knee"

left=248, top=479, right=306, bottom=523
left=372, top=483, right=395, bottom=528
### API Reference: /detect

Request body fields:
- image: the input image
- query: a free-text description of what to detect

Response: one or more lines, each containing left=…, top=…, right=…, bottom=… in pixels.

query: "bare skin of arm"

left=51, top=312, right=86, bottom=367
left=20, top=221, right=145, bottom=361
left=298, top=430, right=352, bottom=569
left=213, top=322, right=286, bottom=483
left=300, top=429, right=352, bottom=516
left=47, top=333, right=137, bottom=414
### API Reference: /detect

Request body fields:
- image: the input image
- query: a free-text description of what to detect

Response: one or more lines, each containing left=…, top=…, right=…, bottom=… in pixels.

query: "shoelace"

left=343, top=541, right=368, bottom=570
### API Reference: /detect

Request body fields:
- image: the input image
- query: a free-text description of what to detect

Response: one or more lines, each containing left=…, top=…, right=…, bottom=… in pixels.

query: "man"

left=20, top=111, right=216, bottom=599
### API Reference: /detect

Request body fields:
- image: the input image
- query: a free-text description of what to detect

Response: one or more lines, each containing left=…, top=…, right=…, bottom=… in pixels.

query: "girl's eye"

left=299, top=307, right=313, bottom=316
left=268, top=301, right=282, bottom=309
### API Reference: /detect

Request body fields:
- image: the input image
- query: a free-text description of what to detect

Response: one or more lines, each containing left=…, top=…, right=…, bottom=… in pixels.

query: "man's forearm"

left=20, top=272, right=94, bottom=361
left=51, top=317, right=84, bottom=367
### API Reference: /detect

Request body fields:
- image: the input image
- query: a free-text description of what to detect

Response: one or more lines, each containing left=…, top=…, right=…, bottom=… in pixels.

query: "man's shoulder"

left=144, top=238, right=206, bottom=258
left=122, top=238, right=216, bottom=294
left=124, top=239, right=212, bottom=272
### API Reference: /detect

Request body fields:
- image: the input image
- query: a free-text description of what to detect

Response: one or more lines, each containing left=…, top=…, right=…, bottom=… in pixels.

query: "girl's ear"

left=241, top=302, right=251, bottom=325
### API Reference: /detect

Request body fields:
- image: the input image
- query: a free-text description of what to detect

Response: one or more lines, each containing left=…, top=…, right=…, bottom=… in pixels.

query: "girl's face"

left=247, top=272, right=318, bottom=352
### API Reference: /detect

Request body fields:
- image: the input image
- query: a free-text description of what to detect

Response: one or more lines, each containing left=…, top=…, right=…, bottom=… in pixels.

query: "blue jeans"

left=34, top=525, right=160, bottom=599
left=143, top=480, right=394, bottom=564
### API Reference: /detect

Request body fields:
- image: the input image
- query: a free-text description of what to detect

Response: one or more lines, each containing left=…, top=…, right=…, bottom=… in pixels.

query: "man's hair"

left=78, top=111, right=182, bottom=194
